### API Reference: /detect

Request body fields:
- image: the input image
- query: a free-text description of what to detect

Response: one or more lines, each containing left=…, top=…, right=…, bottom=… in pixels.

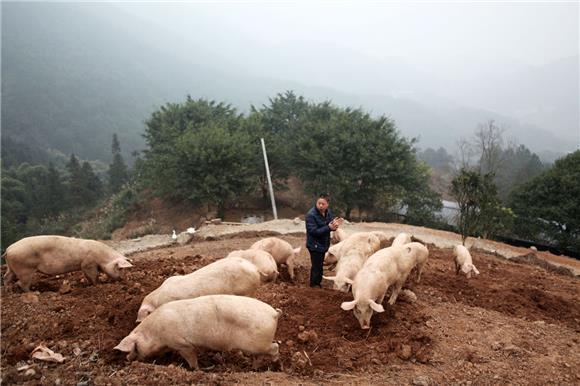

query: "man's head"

left=316, top=194, right=330, bottom=213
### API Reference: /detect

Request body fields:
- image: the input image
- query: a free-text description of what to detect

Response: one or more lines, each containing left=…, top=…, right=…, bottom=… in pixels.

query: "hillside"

left=1, top=221, right=579, bottom=384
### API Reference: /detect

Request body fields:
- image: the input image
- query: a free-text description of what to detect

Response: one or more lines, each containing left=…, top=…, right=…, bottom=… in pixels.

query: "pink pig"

left=3, top=235, right=133, bottom=292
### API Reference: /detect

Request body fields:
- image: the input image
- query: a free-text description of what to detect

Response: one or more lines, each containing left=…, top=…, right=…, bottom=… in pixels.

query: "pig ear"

left=115, top=259, right=133, bottom=269
left=341, top=300, right=356, bottom=311
left=293, top=247, right=301, bottom=255
left=369, top=300, right=385, bottom=313
left=114, top=336, right=136, bottom=353
left=322, top=275, right=336, bottom=282
left=136, top=305, right=153, bottom=323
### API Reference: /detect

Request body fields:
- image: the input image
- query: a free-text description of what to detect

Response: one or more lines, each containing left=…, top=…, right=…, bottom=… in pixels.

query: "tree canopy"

left=509, top=150, right=580, bottom=252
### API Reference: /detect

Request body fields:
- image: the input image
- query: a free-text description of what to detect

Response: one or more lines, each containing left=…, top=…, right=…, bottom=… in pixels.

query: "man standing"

left=305, top=194, right=343, bottom=288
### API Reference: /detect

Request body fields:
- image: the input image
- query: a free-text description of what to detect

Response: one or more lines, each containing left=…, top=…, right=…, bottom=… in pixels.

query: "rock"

left=210, top=218, right=222, bottom=225
left=371, top=358, right=381, bottom=365
left=291, top=351, right=309, bottom=369
left=285, top=340, right=295, bottom=348
left=298, top=325, right=305, bottom=332
left=21, top=292, right=40, bottom=303
left=24, top=368, right=36, bottom=377
left=398, top=344, right=412, bottom=360
left=293, top=217, right=301, bottom=225
left=400, top=289, right=417, bottom=303
left=59, top=281, right=72, bottom=295
left=297, top=330, right=318, bottom=344
left=491, top=341, right=503, bottom=350
left=177, top=232, right=195, bottom=245
left=502, top=344, right=520, bottom=355
left=530, top=246, right=538, bottom=252
left=313, top=369, right=324, bottom=377
left=412, top=375, right=433, bottom=386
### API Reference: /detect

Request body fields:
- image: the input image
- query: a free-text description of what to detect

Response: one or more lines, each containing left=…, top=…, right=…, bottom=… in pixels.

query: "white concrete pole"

left=260, top=138, right=278, bottom=220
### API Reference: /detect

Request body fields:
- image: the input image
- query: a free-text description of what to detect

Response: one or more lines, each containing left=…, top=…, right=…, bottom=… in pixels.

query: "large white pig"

left=341, top=246, right=403, bottom=329
left=226, top=249, right=279, bottom=282
left=324, top=231, right=384, bottom=265
left=116, top=295, right=281, bottom=369
left=453, top=244, right=480, bottom=278
left=2, top=235, right=133, bottom=292
left=323, top=233, right=381, bottom=292
left=136, top=257, right=264, bottom=322
left=388, top=242, right=429, bottom=304
left=331, top=228, right=347, bottom=244
left=250, top=237, right=301, bottom=280
left=391, top=232, right=412, bottom=248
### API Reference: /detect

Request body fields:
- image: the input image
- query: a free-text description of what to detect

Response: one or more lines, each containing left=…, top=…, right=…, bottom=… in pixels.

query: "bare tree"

left=473, top=120, right=506, bottom=175
left=455, top=137, right=475, bottom=171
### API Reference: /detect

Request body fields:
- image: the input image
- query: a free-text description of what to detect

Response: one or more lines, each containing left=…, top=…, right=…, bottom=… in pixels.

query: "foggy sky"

left=113, top=1, right=579, bottom=145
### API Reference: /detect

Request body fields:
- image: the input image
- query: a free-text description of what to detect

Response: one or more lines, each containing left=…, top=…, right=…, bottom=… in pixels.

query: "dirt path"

left=109, top=220, right=580, bottom=276
left=2, top=230, right=579, bottom=385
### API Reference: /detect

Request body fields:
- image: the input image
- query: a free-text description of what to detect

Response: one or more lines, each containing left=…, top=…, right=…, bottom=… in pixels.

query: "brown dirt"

left=2, top=235, right=579, bottom=385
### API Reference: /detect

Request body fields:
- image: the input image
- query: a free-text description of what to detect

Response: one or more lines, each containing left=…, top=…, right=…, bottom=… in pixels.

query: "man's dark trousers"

left=309, top=250, right=325, bottom=287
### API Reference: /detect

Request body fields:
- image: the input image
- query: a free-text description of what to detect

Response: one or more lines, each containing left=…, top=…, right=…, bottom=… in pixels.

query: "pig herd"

left=2, top=231, right=480, bottom=370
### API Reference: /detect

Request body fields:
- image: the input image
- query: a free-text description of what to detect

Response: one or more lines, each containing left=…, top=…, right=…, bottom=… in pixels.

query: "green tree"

left=173, top=123, right=258, bottom=217
left=140, top=97, right=242, bottom=197
left=244, top=91, right=310, bottom=201
left=495, top=144, right=544, bottom=203
left=450, top=169, right=508, bottom=244
left=66, top=154, right=85, bottom=207
left=292, top=102, right=433, bottom=220
left=65, top=155, right=102, bottom=208
left=509, top=150, right=580, bottom=252
left=108, top=134, right=129, bottom=193
left=81, top=161, right=103, bottom=205
left=1, top=171, right=28, bottom=250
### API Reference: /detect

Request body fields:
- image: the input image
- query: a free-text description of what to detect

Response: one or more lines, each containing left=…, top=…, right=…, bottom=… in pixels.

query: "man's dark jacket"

left=305, top=206, right=334, bottom=253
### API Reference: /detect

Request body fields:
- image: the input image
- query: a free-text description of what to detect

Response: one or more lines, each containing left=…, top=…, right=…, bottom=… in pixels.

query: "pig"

left=323, top=233, right=381, bottom=292
left=325, top=231, right=384, bottom=265
left=2, top=235, right=133, bottom=292
left=331, top=228, right=347, bottom=244
left=391, top=232, right=412, bottom=248
left=116, top=295, right=281, bottom=369
left=226, top=249, right=279, bottom=282
left=369, top=231, right=391, bottom=248
left=136, top=257, right=265, bottom=322
left=324, top=241, right=344, bottom=265
left=453, top=244, right=480, bottom=279
left=341, top=246, right=404, bottom=329
left=387, top=242, right=429, bottom=304
left=250, top=237, right=301, bottom=280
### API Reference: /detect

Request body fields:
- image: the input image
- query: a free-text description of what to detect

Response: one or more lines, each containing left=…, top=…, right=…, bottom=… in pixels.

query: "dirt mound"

left=2, top=235, right=579, bottom=384
left=510, top=253, right=576, bottom=277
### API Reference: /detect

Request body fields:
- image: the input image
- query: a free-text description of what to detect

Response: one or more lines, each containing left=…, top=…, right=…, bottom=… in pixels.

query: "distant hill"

left=2, top=2, right=572, bottom=167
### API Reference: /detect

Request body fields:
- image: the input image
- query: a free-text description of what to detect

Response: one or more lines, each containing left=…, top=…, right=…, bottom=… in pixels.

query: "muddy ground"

left=1, top=234, right=579, bottom=385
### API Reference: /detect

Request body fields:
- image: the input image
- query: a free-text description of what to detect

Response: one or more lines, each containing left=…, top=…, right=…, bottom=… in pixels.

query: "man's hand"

left=329, top=217, right=343, bottom=231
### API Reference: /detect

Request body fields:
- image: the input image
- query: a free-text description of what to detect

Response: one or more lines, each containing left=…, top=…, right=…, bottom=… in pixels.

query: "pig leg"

left=286, top=258, right=295, bottom=281
left=16, top=270, right=34, bottom=292
left=388, top=282, right=403, bottom=305
left=177, top=347, right=198, bottom=369
left=454, top=260, right=461, bottom=275
left=3, top=268, right=16, bottom=285
left=81, top=261, right=99, bottom=285
left=268, top=342, right=280, bottom=362
left=416, top=263, right=424, bottom=283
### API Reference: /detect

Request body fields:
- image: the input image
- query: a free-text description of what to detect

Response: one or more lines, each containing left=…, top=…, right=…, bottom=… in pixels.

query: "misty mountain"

left=1, top=2, right=573, bottom=166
